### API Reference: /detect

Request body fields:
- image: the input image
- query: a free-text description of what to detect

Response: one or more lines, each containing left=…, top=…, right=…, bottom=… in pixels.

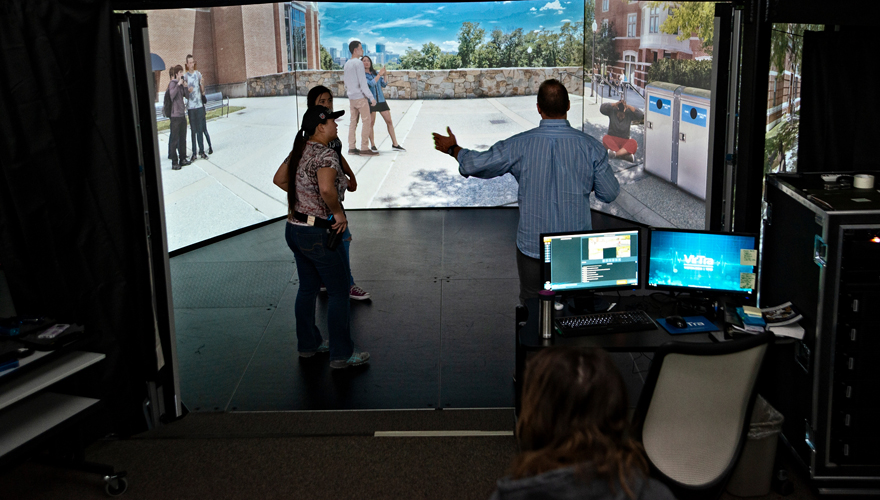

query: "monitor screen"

left=646, top=228, right=758, bottom=296
left=541, top=228, right=640, bottom=293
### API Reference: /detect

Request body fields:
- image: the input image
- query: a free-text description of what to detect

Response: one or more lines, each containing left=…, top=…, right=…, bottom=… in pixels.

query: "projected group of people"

left=273, top=74, right=629, bottom=371
left=271, top=66, right=677, bottom=500
left=165, top=54, right=214, bottom=170
left=342, top=40, right=405, bottom=155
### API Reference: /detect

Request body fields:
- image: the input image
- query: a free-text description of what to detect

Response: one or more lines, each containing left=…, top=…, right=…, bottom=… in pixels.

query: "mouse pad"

left=657, top=316, right=719, bottom=334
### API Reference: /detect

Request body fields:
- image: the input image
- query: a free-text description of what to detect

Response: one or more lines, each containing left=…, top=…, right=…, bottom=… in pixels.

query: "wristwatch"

left=447, top=145, right=458, bottom=156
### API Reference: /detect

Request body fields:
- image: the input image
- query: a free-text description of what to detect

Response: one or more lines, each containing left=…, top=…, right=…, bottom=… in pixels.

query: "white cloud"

left=442, top=40, right=460, bottom=51
left=530, top=7, right=536, bottom=11
left=560, top=19, right=572, bottom=23
left=372, top=15, right=434, bottom=29
left=540, top=1, right=565, bottom=12
left=383, top=39, right=418, bottom=54
left=424, top=9, right=438, bottom=14
left=503, top=1, right=512, bottom=3
left=438, top=6, right=445, bottom=9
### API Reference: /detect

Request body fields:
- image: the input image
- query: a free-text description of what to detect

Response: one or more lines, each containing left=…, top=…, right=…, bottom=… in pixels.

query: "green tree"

left=458, top=22, right=485, bottom=69
left=420, top=42, right=442, bottom=69
left=398, top=47, right=423, bottom=70
left=592, top=22, right=618, bottom=71
left=398, top=42, right=443, bottom=70
left=320, top=45, right=339, bottom=71
left=437, top=53, right=462, bottom=70
left=646, top=58, right=712, bottom=88
left=500, top=28, right=527, bottom=67
left=559, top=21, right=584, bottom=66
left=648, top=2, right=714, bottom=53
left=474, top=29, right=504, bottom=68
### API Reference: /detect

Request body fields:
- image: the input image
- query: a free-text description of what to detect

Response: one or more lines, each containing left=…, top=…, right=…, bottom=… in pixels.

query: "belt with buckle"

left=293, top=211, right=333, bottom=229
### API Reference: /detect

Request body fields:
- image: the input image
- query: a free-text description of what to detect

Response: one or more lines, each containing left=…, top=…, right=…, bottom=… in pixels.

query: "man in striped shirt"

left=432, top=79, right=620, bottom=302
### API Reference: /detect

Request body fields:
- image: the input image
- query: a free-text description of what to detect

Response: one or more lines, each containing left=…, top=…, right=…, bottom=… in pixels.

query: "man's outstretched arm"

left=432, top=127, right=514, bottom=180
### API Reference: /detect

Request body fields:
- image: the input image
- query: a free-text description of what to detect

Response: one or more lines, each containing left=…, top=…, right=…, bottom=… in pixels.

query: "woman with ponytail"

left=272, top=106, right=370, bottom=370
left=490, top=347, right=673, bottom=500
left=305, top=86, right=370, bottom=301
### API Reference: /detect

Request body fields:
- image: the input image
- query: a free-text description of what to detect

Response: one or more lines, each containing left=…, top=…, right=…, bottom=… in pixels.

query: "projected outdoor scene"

left=583, top=1, right=717, bottom=231
left=763, top=23, right=823, bottom=175
left=146, top=1, right=717, bottom=251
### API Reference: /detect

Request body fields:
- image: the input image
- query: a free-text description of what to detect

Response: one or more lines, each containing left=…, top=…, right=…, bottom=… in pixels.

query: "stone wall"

left=247, top=67, right=583, bottom=99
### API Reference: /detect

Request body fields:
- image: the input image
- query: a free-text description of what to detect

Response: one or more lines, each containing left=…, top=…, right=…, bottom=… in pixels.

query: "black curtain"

left=0, top=0, right=155, bottom=435
left=798, top=30, right=880, bottom=173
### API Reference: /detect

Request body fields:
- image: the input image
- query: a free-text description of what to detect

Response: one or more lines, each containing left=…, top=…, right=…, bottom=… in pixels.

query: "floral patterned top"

left=289, top=141, right=347, bottom=225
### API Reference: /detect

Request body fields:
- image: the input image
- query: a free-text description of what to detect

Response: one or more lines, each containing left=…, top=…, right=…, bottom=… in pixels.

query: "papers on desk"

left=763, top=301, right=805, bottom=339
left=727, top=302, right=805, bottom=340
left=766, top=323, right=805, bottom=340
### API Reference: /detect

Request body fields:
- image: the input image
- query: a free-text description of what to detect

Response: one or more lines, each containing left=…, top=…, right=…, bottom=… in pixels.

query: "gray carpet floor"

left=0, top=408, right=823, bottom=500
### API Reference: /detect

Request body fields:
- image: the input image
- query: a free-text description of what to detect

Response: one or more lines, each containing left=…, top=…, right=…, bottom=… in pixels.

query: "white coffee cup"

left=854, top=174, right=875, bottom=189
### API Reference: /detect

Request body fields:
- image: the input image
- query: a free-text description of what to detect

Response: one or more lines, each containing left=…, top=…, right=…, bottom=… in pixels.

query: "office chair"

left=631, top=330, right=774, bottom=500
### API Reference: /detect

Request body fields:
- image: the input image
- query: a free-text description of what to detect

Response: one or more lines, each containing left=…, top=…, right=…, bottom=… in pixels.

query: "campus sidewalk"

left=156, top=93, right=704, bottom=251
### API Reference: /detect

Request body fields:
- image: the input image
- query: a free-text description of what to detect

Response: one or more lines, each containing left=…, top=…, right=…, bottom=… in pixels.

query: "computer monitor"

left=541, top=228, right=641, bottom=297
left=646, top=228, right=758, bottom=299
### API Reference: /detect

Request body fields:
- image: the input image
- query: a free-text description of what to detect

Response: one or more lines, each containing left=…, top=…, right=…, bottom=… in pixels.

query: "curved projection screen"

left=148, top=1, right=721, bottom=251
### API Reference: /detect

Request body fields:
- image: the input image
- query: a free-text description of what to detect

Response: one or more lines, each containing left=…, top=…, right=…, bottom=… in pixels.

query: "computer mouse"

left=665, top=315, right=688, bottom=329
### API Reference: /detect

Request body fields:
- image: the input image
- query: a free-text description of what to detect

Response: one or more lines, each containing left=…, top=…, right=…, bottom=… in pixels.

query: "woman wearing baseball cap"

left=273, top=106, right=370, bottom=369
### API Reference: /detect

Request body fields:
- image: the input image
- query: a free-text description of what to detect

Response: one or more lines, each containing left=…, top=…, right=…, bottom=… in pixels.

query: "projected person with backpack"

left=165, top=65, right=191, bottom=170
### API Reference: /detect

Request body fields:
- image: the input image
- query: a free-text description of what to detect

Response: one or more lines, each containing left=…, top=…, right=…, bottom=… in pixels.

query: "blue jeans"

left=285, top=222, right=353, bottom=361
left=342, top=227, right=354, bottom=287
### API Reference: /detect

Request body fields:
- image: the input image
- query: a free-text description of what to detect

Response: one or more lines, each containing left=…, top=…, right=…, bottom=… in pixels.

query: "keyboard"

left=554, top=309, right=657, bottom=336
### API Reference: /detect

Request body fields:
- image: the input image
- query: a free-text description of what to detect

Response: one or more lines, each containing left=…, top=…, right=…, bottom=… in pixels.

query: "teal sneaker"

left=330, top=351, right=370, bottom=369
left=299, top=340, right=329, bottom=358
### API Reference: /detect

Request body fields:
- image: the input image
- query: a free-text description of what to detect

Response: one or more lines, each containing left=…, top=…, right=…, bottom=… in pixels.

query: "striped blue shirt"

left=458, top=119, right=620, bottom=258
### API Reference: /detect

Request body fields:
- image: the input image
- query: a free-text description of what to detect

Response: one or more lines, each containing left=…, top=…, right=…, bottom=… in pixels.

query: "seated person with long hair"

left=492, top=347, right=674, bottom=500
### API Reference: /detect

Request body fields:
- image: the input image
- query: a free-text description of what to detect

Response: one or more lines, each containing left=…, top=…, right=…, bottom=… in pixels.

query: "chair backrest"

left=631, top=330, right=773, bottom=497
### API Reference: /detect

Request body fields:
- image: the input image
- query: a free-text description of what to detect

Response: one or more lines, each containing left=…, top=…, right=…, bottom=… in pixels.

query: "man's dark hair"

left=349, top=40, right=361, bottom=56
left=170, top=64, right=183, bottom=79
left=617, top=102, right=626, bottom=112
left=537, top=79, right=569, bottom=118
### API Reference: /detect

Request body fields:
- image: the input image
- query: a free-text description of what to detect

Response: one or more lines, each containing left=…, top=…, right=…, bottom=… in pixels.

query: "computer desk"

left=515, top=295, right=720, bottom=414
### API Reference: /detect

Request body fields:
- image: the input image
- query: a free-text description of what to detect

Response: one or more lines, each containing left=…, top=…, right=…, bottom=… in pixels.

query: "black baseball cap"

left=302, top=106, right=344, bottom=132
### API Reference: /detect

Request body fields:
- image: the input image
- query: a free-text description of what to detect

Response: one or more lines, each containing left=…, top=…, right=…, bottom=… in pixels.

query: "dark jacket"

left=167, top=79, right=187, bottom=118
left=489, top=465, right=677, bottom=500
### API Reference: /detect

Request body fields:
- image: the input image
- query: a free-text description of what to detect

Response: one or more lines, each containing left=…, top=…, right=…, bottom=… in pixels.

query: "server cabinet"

left=761, top=173, right=880, bottom=495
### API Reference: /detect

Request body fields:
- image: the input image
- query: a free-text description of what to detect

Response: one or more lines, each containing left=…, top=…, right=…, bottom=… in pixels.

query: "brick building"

left=148, top=2, right=320, bottom=99
left=595, top=0, right=709, bottom=88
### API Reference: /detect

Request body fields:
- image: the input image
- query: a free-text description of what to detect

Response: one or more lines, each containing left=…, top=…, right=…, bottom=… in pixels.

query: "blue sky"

left=317, top=1, right=585, bottom=56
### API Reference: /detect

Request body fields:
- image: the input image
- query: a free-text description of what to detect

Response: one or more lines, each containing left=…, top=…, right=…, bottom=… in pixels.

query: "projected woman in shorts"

left=363, top=56, right=405, bottom=152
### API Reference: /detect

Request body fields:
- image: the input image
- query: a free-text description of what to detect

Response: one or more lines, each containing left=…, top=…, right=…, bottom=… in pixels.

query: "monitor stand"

left=570, top=293, right=612, bottom=314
